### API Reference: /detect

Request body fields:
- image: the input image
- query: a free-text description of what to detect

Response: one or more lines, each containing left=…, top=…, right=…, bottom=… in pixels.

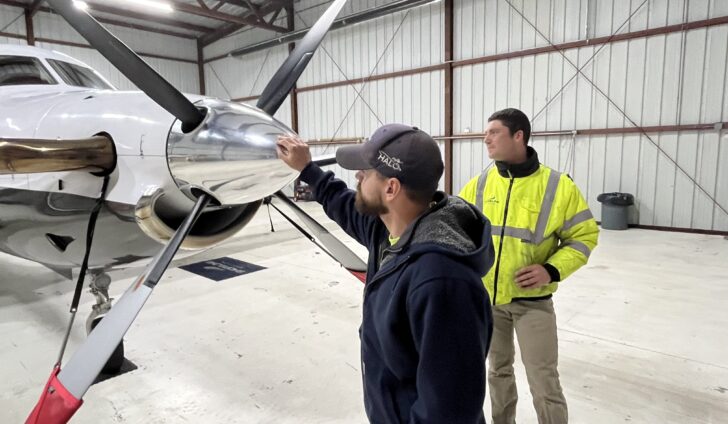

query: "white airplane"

left=0, top=0, right=365, bottom=422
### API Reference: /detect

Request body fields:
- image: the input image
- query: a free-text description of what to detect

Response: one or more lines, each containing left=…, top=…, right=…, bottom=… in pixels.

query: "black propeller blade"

left=312, top=155, right=337, bottom=167
left=271, top=191, right=366, bottom=274
left=257, top=0, right=348, bottom=115
left=46, top=0, right=205, bottom=131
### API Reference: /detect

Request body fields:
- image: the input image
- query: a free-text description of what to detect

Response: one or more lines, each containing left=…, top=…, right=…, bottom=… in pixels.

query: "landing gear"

left=86, top=271, right=125, bottom=374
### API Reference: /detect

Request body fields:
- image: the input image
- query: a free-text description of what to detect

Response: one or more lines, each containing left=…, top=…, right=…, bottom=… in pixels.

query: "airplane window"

left=0, top=55, right=57, bottom=86
left=47, top=59, right=114, bottom=90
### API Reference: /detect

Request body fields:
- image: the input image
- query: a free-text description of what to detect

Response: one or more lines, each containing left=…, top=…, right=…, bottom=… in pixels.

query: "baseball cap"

left=335, top=123, right=444, bottom=191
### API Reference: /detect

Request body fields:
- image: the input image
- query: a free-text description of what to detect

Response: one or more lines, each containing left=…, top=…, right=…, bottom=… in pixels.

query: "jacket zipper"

left=491, top=170, right=515, bottom=306
left=363, top=255, right=411, bottom=298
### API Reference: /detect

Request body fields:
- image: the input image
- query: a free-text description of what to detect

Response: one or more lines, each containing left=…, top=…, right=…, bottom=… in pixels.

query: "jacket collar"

left=495, top=146, right=540, bottom=178
left=385, top=191, right=447, bottom=253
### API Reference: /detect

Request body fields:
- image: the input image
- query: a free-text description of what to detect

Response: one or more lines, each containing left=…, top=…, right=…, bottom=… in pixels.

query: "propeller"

left=26, top=194, right=210, bottom=423
left=270, top=191, right=366, bottom=281
left=256, top=0, right=348, bottom=115
left=312, top=155, right=337, bottom=167
left=22, top=1, right=365, bottom=422
left=45, top=0, right=205, bottom=131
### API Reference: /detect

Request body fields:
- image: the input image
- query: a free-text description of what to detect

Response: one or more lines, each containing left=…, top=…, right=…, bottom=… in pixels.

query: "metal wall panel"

left=33, top=10, right=197, bottom=61
left=453, top=132, right=728, bottom=231
left=455, top=0, right=728, bottom=60
left=87, top=0, right=723, bottom=233
left=297, top=1, right=443, bottom=87
left=204, top=44, right=292, bottom=125
left=205, top=1, right=443, bottom=90
left=204, top=45, right=287, bottom=98
left=452, top=129, right=728, bottom=232
left=203, top=1, right=408, bottom=60
left=0, top=5, right=25, bottom=37
left=297, top=70, right=444, bottom=141
left=453, top=0, right=728, bottom=231
left=455, top=0, right=591, bottom=61
left=0, top=36, right=25, bottom=45
left=34, top=41, right=199, bottom=93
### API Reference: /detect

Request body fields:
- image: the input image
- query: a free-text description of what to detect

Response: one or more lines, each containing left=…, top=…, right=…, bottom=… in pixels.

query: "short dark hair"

left=488, top=108, right=531, bottom=144
left=403, top=184, right=437, bottom=205
left=375, top=170, right=437, bottom=206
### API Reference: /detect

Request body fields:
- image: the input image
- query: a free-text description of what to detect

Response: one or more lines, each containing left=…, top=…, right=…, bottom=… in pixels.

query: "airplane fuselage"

left=0, top=45, right=296, bottom=274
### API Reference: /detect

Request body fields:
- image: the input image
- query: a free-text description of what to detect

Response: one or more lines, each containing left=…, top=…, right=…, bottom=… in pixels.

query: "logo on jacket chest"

left=485, top=195, right=498, bottom=204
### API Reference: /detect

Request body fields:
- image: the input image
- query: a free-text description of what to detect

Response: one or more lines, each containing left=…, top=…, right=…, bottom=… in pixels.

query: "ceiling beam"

left=0, top=0, right=199, bottom=39
left=200, top=0, right=292, bottom=46
left=220, top=0, right=258, bottom=12
left=83, top=2, right=215, bottom=34
left=93, top=15, right=197, bottom=39
left=170, top=0, right=287, bottom=32
left=268, top=6, right=282, bottom=25
left=243, top=0, right=265, bottom=21
left=28, top=0, right=43, bottom=17
left=0, top=0, right=27, bottom=8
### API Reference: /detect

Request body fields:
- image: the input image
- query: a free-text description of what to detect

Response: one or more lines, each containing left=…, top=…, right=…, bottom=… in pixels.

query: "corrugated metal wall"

left=0, top=4, right=25, bottom=43
left=204, top=0, right=444, bottom=189
left=203, top=45, right=292, bottom=125
left=454, top=0, right=728, bottom=231
left=203, top=0, right=728, bottom=232
left=296, top=2, right=444, bottom=139
left=0, top=7, right=200, bottom=94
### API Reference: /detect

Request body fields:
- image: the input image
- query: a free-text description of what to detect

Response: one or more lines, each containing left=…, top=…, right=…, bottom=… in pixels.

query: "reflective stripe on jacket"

left=459, top=155, right=599, bottom=305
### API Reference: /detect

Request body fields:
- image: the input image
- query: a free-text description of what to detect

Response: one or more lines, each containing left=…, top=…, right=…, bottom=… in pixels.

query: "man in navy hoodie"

left=277, top=124, right=495, bottom=423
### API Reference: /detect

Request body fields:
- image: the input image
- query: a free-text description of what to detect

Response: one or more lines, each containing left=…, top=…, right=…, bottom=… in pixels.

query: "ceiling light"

left=72, top=0, right=89, bottom=10
left=125, top=0, right=174, bottom=13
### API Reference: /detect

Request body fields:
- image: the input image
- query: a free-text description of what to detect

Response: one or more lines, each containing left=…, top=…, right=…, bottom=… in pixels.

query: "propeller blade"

left=256, top=0, right=348, bottom=115
left=31, top=194, right=209, bottom=418
left=45, top=0, right=204, bottom=130
left=312, top=155, right=337, bottom=167
left=271, top=191, right=366, bottom=274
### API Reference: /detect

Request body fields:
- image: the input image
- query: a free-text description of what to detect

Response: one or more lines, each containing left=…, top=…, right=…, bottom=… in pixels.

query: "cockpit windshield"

left=47, top=59, right=114, bottom=90
left=0, top=55, right=57, bottom=86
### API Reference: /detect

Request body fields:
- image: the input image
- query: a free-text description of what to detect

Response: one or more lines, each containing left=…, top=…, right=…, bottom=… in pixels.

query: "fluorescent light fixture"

left=125, top=0, right=174, bottom=13
left=72, top=0, right=89, bottom=10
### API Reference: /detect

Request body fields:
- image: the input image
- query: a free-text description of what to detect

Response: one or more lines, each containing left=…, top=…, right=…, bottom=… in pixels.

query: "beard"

left=355, top=183, right=388, bottom=216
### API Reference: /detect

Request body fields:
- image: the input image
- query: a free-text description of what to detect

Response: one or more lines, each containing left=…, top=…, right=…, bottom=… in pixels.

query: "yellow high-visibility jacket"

left=459, top=149, right=599, bottom=305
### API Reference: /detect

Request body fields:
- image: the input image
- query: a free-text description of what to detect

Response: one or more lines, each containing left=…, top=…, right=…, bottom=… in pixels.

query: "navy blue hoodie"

left=300, top=163, right=495, bottom=424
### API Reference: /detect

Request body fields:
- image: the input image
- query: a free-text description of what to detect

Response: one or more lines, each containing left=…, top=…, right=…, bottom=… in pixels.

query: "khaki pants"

left=488, top=298, right=567, bottom=424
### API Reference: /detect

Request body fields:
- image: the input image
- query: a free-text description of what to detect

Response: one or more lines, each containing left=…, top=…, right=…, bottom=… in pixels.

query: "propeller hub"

left=167, top=98, right=299, bottom=205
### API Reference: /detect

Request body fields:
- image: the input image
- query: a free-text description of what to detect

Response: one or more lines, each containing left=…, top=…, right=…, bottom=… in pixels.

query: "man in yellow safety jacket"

left=459, top=108, right=599, bottom=424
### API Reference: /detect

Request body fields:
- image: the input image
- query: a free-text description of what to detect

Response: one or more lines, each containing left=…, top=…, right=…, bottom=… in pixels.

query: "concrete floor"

left=1, top=202, right=727, bottom=423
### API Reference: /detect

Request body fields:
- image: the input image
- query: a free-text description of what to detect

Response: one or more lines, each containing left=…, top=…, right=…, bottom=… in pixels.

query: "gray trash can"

left=597, top=192, right=634, bottom=230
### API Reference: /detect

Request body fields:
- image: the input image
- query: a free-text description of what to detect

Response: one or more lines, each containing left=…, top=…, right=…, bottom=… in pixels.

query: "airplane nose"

left=166, top=98, right=299, bottom=206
